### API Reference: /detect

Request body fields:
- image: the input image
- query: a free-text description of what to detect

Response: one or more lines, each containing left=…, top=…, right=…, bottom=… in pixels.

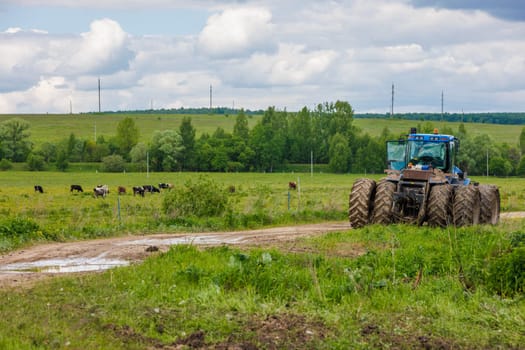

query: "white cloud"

left=64, top=18, right=133, bottom=75
left=1, top=1, right=525, bottom=113
left=198, top=7, right=275, bottom=58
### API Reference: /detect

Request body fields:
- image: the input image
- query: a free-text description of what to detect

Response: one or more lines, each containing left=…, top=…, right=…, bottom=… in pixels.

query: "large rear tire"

left=479, top=185, right=500, bottom=225
left=371, top=180, right=396, bottom=225
left=453, top=186, right=480, bottom=227
left=349, top=178, right=376, bottom=228
left=427, top=184, right=453, bottom=227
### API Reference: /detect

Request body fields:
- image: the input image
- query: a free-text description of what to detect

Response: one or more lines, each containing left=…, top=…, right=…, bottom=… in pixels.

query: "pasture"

left=0, top=170, right=524, bottom=252
left=0, top=113, right=522, bottom=146
left=0, top=171, right=524, bottom=348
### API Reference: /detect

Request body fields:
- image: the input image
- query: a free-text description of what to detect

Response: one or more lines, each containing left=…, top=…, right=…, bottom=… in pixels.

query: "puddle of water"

left=0, top=256, right=129, bottom=274
left=123, top=234, right=245, bottom=246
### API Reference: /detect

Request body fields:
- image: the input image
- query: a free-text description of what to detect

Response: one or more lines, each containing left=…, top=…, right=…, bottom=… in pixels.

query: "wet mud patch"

left=360, top=322, right=456, bottom=349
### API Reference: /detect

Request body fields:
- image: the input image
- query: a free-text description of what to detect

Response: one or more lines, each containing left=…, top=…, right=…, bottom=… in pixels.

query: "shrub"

left=0, top=158, right=12, bottom=170
left=162, top=176, right=231, bottom=218
left=101, top=154, right=126, bottom=172
left=26, top=154, right=46, bottom=171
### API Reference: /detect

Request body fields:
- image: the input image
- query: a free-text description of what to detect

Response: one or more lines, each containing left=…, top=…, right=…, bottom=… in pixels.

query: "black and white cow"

left=158, top=183, right=173, bottom=190
left=133, top=186, right=145, bottom=197
left=34, top=185, right=44, bottom=193
left=143, top=185, right=160, bottom=193
left=70, top=184, right=83, bottom=193
left=93, top=184, right=109, bottom=198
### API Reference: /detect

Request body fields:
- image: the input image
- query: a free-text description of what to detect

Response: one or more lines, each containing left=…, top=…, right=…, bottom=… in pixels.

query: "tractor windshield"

left=408, top=141, right=446, bottom=169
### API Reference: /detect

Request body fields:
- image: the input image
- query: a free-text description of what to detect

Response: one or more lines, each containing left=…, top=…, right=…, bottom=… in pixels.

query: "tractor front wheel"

left=371, top=180, right=396, bottom=225
left=349, top=178, right=376, bottom=228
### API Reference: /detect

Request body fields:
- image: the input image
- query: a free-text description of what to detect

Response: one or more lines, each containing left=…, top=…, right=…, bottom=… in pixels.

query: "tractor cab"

left=387, top=128, right=460, bottom=176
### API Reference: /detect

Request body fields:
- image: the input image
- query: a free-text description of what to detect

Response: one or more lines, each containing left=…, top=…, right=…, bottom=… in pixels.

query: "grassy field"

left=0, top=223, right=523, bottom=348
left=0, top=170, right=524, bottom=251
left=0, top=171, right=523, bottom=348
left=0, top=113, right=522, bottom=146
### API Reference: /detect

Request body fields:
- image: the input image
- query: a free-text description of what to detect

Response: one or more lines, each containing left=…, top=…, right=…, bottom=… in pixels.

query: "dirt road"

left=1, top=212, right=522, bottom=289
left=0, top=222, right=350, bottom=288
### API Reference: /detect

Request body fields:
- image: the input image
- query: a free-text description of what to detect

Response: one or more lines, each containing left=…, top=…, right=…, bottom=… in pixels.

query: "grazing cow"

left=70, top=184, right=83, bottom=193
left=143, top=185, right=160, bottom=193
left=288, top=181, right=297, bottom=190
left=34, top=185, right=44, bottom=193
left=158, top=183, right=173, bottom=190
left=133, top=186, right=145, bottom=197
left=117, top=186, right=126, bottom=195
left=93, top=184, right=109, bottom=198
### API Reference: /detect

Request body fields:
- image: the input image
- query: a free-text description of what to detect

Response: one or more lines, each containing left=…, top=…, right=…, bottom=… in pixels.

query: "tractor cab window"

left=387, top=140, right=407, bottom=170
left=408, top=141, right=446, bottom=169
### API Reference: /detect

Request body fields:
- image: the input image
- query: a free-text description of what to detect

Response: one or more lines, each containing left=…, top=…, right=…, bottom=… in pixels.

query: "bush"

left=101, top=154, right=126, bottom=172
left=163, top=176, right=231, bottom=218
left=26, top=154, right=46, bottom=171
left=0, top=158, right=12, bottom=170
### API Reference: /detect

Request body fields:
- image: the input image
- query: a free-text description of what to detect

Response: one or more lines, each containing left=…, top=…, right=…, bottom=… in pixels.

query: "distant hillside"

left=355, top=112, right=525, bottom=125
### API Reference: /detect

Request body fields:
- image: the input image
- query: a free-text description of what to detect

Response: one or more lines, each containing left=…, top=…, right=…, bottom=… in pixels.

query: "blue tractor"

left=349, top=128, right=500, bottom=228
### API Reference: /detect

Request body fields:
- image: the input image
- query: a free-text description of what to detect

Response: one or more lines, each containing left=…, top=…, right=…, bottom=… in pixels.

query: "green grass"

left=0, top=113, right=522, bottom=147
left=353, top=118, right=523, bottom=144
left=0, top=223, right=523, bottom=349
left=0, top=171, right=523, bottom=253
left=0, top=113, right=262, bottom=145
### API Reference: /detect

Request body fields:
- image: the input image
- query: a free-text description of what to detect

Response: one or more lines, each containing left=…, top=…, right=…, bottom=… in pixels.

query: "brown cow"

left=288, top=181, right=297, bottom=190
left=118, top=186, right=126, bottom=195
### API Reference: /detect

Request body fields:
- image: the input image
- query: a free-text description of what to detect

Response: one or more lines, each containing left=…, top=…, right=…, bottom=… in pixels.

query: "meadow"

left=0, top=170, right=524, bottom=348
left=0, top=171, right=524, bottom=250
left=0, top=113, right=522, bottom=146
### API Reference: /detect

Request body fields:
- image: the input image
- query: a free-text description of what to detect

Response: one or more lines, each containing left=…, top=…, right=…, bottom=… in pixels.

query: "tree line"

left=1, top=101, right=524, bottom=176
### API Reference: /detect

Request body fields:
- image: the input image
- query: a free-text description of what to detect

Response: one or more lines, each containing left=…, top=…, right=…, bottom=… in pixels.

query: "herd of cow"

left=33, top=183, right=174, bottom=198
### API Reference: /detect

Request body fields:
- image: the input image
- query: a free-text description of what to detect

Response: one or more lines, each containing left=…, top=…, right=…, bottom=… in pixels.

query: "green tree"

left=519, top=127, right=525, bottom=155
left=130, top=142, right=148, bottom=171
left=328, top=133, right=350, bottom=173
left=115, top=117, right=139, bottom=160
left=149, top=130, right=184, bottom=171
left=178, top=117, right=196, bottom=170
left=489, top=156, right=512, bottom=176
left=0, top=118, right=32, bottom=162
left=55, top=148, right=69, bottom=171
left=249, top=107, right=287, bottom=172
left=233, top=110, right=250, bottom=142
left=26, top=153, right=46, bottom=171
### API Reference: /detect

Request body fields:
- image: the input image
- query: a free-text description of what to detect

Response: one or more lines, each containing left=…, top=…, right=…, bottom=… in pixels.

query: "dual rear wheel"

left=349, top=180, right=500, bottom=228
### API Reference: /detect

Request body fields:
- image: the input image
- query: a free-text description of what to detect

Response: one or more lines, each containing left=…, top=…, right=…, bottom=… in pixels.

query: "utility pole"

left=391, top=83, right=394, bottom=118
left=441, top=91, right=444, bottom=122
left=209, top=84, right=212, bottom=114
left=98, top=77, right=101, bottom=113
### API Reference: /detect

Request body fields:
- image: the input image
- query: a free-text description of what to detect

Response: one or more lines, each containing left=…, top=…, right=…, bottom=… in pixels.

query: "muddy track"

left=1, top=213, right=522, bottom=289
left=0, top=222, right=350, bottom=288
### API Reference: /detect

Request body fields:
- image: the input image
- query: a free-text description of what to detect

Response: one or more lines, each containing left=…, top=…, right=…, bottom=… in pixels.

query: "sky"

left=0, top=0, right=524, bottom=114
